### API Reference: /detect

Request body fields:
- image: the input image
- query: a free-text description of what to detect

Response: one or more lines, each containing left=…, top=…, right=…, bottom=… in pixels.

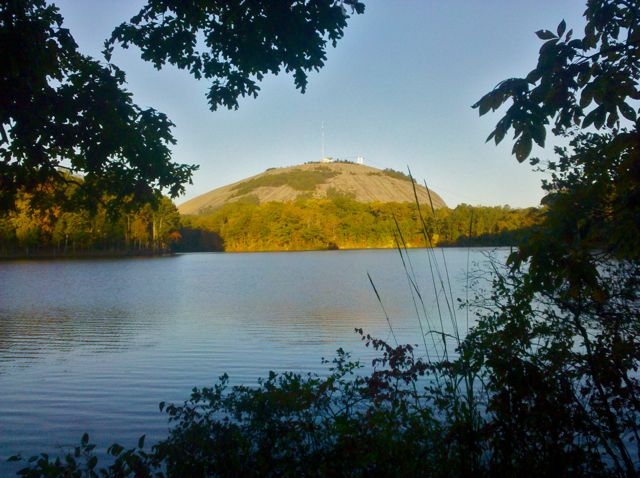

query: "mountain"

left=178, top=162, right=447, bottom=215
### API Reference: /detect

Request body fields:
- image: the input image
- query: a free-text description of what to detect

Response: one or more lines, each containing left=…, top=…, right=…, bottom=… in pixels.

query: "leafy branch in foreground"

left=470, top=0, right=640, bottom=475
left=1, top=0, right=197, bottom=213
left=473, top=1, right=640, bottom=163
left=2, top=0, right=365, bottom=213
left=108, top=0, right=365, bottom=111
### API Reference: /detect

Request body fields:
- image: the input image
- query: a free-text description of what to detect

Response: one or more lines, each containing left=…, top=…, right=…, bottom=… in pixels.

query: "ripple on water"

left=0, top=249, right=503, bottom=475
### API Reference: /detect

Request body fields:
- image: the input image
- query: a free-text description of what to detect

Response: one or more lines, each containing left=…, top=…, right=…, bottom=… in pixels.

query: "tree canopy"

left=108, top=0, right=365, bottom=111
left=474, top=1, right=640, bottom=163
left=470, top=1, right=640, bottom=473
left=473, top=0, right=639, bottom=261
left=179, top=199, right=538, bottom=252
left=1, top=0, right=364, bottom=213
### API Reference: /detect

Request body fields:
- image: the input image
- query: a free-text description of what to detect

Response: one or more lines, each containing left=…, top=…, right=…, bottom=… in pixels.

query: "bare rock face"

left=178, top=162, right=446, bottom=215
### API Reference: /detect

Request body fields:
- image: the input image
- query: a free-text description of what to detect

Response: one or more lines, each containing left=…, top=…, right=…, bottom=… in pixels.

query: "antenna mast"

left=321, top=121, right=325, bottom=159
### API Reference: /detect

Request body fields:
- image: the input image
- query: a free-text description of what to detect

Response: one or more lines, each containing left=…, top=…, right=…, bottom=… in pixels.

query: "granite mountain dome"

left=178, top=162, right=447, bottom=215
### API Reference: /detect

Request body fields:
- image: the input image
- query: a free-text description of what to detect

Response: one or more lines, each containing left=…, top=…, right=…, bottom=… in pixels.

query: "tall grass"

left=362, top=168, right=487, bottom=474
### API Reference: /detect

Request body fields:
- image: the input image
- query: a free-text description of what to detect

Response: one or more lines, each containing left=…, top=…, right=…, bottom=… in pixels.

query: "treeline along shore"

left=178, top=196, right=540, bottom=252
left=0, top=187, right=541, bottom=258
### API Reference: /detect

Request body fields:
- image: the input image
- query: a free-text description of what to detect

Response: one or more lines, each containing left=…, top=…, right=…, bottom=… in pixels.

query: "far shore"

left=0, top=240, right=520, bottom=261
left=0, top=248, right=175, bottom=261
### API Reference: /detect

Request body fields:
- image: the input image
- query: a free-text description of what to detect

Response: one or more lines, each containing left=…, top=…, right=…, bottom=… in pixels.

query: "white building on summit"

left=320, top=156, right=364, bottom=164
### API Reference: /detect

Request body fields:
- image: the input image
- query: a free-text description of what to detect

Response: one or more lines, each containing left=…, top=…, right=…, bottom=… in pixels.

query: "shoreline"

left=0, top=249, right=176, bottom=261
left=0, top=243, right=518, bottom=261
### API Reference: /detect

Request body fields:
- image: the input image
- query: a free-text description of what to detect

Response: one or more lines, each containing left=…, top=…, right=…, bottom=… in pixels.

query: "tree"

left=471, top=1, right=640, bottom=474
left=108, top=0, right=365, bottom=111
left=1, top=0, right=195, bottom=213
left=473, top=0, right=639, bottom=260
left=1, top=0, right=365, bottom=213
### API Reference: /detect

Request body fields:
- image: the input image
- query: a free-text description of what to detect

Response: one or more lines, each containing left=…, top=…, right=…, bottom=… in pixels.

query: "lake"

left=0, top=248, right=506, bottom=474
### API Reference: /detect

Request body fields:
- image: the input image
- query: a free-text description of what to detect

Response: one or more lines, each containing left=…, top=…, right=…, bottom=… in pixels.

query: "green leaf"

left=557, top=20, right=566, bottom=38
left=108, top=443, right=125, bottom=456
left=526, top=68, right=542, bottom=83
left=583, top=22, right=597, bottom=48
left=472, top=96, right=492, bottom=116
left=593, top=107, right=606, bottom=129
left=513, top=135, right=533, bottom=162
left=582, top=106, right=606, bottom=129
left=81, top=433, right=89, bottom=446
left=478, top=99, right=491, bottom=116
left=88, top=455, right=98, bottom=469
left=579, top=88, right=593, bottom=108
left=490, top=117, right=511, bottom=146
left=138, top=434, right=146, bottom=449
left=535, top=29, right=556, bottom=40
left=619, top=102, right=637, bottom=122
left=531, top=124, right=546, bottom=147
left=582, top=108, right=597, bottom=128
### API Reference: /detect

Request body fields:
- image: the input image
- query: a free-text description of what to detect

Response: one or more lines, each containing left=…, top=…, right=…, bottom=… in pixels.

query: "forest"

left=0, top=187, right=182, bottom=257
left=0, top=182, right=540, bottom=257
left=180, top=196, right=540, bottom=251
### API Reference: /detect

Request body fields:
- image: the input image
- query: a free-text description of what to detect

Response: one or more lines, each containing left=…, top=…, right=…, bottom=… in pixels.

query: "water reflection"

left=0, top=308, right=147, bottom=369
left=0, top=249, right=505, bottom=474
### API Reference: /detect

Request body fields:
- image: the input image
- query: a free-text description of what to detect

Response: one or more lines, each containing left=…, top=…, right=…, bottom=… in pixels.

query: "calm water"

left=0, top=248, right=505, bottom=474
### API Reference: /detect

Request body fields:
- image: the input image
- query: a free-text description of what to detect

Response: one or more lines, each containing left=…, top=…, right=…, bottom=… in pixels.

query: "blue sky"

left=55, top=0, right=586, bottom=208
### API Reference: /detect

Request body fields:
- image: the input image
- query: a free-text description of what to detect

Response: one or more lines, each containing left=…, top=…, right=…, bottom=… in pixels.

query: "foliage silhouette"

left=1, top=0, right=364, bottom=212
left=471, top=0, right=640, bottom=474
left=1, top=1, right=196, bottom=213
